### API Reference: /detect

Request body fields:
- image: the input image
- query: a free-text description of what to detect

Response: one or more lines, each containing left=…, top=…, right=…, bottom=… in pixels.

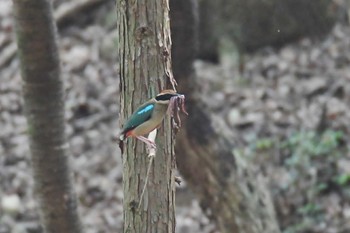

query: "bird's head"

left=155, top=89, right=181, bottom=104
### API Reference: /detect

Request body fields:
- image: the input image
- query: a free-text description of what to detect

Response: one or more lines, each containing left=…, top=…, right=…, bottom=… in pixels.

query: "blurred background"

left=1, top=0, right=350, bottom=232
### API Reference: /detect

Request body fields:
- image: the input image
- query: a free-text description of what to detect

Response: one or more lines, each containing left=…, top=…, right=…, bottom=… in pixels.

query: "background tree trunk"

left=196, top=0, right=220, bottom=62
left=170, top=0, right=281, bottom=232
left=220, top=0, right=336, bottom=53
left=13, top=1, right=83, bottom=233
left=196, top=0, right=336, bottom=58
left=170, top=0, right=198, bottom=78
left=116, top=0, right=176, bottom=232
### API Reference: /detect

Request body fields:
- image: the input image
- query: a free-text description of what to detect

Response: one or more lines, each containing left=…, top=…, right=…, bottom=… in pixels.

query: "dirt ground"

left=1, top=1, right=350, bottom=233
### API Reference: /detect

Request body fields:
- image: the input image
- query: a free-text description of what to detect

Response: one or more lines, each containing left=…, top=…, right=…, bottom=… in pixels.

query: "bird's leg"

left=147, top=129, right=157, bottom=157
left=136, top=136, right=157, bottom=149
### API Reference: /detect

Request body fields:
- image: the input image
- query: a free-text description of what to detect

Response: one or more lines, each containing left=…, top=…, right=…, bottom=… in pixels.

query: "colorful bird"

left=119, top=89, right=182, bottom=149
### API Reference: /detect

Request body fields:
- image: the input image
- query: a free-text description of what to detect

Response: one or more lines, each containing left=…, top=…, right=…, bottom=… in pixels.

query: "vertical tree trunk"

left=170, top=1, right=281, bottom=232
left=170, top=0, right=198, bottom=79
left=13, top=1, right=83, bottom=233
left=117, top=0, right=176, bottom=232
left=197, top=0, right=220, bottom=62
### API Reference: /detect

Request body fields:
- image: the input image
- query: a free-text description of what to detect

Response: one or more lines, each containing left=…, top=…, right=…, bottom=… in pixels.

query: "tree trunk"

left=197, top=0, right=335, bottom=54
left=197, top=0, right=220, bottom=62
left=13, top=1, right=83, bottom=233
left=116, top=0, right=176, bottom=232
left=170, top=0, right=198, bottom=79
left=170, top=1, right=281, bottom=232
left=176, top=111, right=281, bottom=233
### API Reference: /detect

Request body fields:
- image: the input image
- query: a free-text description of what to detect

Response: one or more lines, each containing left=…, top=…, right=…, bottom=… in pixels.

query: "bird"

left=119, top=89, right=182, bottom=149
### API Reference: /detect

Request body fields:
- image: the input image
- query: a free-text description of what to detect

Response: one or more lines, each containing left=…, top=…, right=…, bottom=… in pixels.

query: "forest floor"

left=1, top=1, right=350, bottom=233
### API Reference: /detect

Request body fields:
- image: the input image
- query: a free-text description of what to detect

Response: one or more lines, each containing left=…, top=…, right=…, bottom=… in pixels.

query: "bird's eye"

left=156, top=94, right=174, bottom=101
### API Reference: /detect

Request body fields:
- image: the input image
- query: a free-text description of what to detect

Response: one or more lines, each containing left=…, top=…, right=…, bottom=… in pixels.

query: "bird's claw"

left=147, top=143, right=157, bottom=158
left=147, top=143, right=157, bottom=151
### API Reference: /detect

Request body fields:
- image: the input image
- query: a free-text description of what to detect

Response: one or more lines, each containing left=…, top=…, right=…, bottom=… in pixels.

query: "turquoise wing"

left=122, top=102, right=155, bottom=133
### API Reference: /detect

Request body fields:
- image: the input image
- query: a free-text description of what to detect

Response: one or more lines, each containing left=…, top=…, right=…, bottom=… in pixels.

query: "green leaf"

left=335, top=174, right=350, bottom=186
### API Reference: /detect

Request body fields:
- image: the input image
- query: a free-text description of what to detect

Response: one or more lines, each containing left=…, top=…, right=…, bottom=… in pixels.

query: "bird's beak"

left=171, top=93, right=185, bottom=100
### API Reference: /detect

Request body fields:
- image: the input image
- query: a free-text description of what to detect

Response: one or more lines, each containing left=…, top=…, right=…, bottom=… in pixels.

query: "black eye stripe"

left=155, top=94, right=175, bottom=101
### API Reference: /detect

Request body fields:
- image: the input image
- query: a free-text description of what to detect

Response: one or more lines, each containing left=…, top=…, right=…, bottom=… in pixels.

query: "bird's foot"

left=136, top=136, right=157, bottom=149
left=148, top=141, right=157, bottom=149
left=147, top=141, right=157, bottom=157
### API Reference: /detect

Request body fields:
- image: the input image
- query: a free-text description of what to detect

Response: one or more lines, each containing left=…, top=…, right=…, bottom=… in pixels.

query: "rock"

left=310, top=47, right=322, bottom=63
left=278, top=60, right=289, bottom=73
left=0, top=214, right=15, bottom=230
left=343, top=207, right=350, bottom=218
left=302, top=77, right=327, bottom=97
left=327, top=97, right=347, bottom=116
left=280, top=47, right=296, bottom=62
left=0, top=1, right=12, bottom=17
left=337, top=159, right=350, bottom=174
left=1, top=194, right=21, bottom=215
left=62, top=45, right=90, bottom=71
left=278, top=84, right=291, bottom=97
left=228, top=109, right=262, bottom=129
left=227, top=109, right=241, bottom=126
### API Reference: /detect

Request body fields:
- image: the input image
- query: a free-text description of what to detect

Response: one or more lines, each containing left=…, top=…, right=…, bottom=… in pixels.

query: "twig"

left=138, top=129, right=157, bottom=209
left=138, top=156, right=154, bottom=209
left=0, top=43, right=16, bottom=69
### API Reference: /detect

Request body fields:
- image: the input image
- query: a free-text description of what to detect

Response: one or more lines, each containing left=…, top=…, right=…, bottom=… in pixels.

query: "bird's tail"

left=119, top=133, right=126, bottom=141
left=118, top=133, right=125, bottom=154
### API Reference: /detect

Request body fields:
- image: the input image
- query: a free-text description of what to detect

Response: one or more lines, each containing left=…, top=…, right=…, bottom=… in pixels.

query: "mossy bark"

left=117, top=0, right=176, bottom=232
left=13, top=1, right=83, bottom=233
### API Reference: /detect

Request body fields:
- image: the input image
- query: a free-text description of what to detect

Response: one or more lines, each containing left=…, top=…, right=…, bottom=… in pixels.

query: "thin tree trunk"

left=170, top=1, right=281, bottom=232
left=117, top=0, right=176, bottom=232
left=13, top=1, right=83, bottom=233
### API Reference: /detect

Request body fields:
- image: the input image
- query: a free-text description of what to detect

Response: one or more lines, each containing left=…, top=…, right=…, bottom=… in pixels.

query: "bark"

left=13, top=1, right=83, bottom=233
left=116, top=0, right=176, bottom=232
left=170, top=0, right=281, bottom=232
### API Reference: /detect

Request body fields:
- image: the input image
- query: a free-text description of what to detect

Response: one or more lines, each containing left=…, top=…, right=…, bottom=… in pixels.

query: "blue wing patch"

left=122, top=103, right=154, bottom=133
left=137, top=104, right=154, bottom=115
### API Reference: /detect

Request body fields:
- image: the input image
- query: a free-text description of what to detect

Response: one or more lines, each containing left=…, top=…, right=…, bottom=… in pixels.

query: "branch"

left=138, top=129, right=157, bottom=209
left=0, top=42, right=16, bottom=69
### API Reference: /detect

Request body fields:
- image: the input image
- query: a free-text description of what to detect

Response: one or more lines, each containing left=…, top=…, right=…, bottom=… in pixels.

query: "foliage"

left=282, top=130, right=343, bottom=161
left=246, top=129, right=348, bottom=233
